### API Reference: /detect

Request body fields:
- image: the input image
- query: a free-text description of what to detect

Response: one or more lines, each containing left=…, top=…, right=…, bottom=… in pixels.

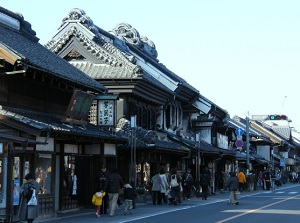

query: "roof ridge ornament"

left=60, top=8, right=100, bottom=38
left=111, top=23, right=158, bottom=59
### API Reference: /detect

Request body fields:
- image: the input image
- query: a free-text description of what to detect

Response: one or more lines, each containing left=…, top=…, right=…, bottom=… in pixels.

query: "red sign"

left=235, top=140, right=244, bottom=149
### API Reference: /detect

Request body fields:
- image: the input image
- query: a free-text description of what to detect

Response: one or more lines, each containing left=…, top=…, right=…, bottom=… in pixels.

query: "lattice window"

left=89, top=101, right=97, bottom=124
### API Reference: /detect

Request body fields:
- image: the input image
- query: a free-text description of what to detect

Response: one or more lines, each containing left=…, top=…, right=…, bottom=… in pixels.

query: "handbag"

left=234, top=191, right=240, bottom=200
left=170, top=174, right=179, bottom=187
left=27, top=189, right=37, bottom=206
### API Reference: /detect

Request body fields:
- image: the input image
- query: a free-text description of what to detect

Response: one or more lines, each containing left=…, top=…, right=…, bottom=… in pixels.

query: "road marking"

left=215, top=194, right=300, bottom=223
left=116, top=206, right=194, bottom=223
left=223, top=209, right=300, bottom=215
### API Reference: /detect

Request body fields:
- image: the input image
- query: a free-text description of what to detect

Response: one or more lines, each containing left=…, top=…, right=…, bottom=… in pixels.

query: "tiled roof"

left=0, top=7, right=106, bottom=93
left=116, top=122, right=189, bottom=153
left=0, top=106, right=127, bottom=142
left=0, top=132, right=46, bottom=145
left=163, top=130, right=227, bottom=154
left=272, top=126, right=290, bottom=140
left=70, top=62, right=137, bottom=79
left=70, top=62, right=174, bottom=94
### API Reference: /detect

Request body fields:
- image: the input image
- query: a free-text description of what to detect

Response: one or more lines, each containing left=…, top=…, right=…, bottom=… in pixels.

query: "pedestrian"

left=182, top=168, right=193, bottom=200
left=92, top=191, right=105, bottom=218
left=200, top=167, right=210, bottom=200
left=263, top=169, right=272, bottom=190
left=95, top=164, right=109, bottom=214
left=151, top=170, right=162, bottom=205
left=247, top=171, right=255, bottom=192
left=159, top=168, right=169, bottom=204
left=238, top=170, right=246, bottom=191
left=275, top=170, right=282, bottom=186
left=224, top=172, right=239, bottom=205
left=169, top=168, right=181, bottom=205
left=107, top=166, right=123, bottom=217
left=17, top=173, right=39, bottom=223
left=123, top=183, right=137, bottom=215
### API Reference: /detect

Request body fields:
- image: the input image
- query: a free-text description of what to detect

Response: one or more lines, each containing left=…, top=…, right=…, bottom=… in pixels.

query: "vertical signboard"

left=98, top=99, right=115, bottom=126
left=0, top=158, right=7, bottom=207
left=0, top=158, right=3, bottom=194
left=13, top=179, right=20, bottom=205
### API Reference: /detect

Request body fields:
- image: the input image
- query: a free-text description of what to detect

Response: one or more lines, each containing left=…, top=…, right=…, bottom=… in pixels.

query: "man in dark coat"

left=182, top=169, right=193, bottom=200
left=18, top=173, right=39, bottom=223
left=200, top=167, right=211, bottom=200
left=107, top=167, right=123, bottom=217
left=263, top=169, right=272, bottom=190
left=96, top=165, right=109, bottom=214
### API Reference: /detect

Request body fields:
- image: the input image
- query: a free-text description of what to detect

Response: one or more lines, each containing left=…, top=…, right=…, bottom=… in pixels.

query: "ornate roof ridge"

left=60, top=8, right=101, bottom=38
left=46, top=26, right=142, bottom=74
left=111, top=23, right=158, bottom=59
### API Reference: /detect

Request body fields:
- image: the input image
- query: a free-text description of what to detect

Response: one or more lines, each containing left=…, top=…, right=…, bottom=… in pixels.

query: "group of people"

left=150, top=168, right=196, bottom=206
left=21, top=165, right=291, bottom=222
left=93, top=165, right=136, bottom=217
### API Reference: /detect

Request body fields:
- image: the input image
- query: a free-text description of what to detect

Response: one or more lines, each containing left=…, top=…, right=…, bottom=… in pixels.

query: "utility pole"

left=246, top=116, right=250, bottom=175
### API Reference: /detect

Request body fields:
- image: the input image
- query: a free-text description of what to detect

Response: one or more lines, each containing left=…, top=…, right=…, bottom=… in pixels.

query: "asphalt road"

left=36, top=183, right=300, bottom=223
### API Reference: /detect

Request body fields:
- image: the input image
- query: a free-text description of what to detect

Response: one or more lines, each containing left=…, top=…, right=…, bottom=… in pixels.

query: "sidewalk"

left=35, top=182, right=296, bottom=223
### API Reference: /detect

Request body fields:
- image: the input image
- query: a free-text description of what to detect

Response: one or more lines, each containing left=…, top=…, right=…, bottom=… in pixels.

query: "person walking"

left=200, top=167, right=211, bottom=200
left=224, top=172, right=239, bottom=205
left=169, top=168, right=182, bottom=205
left=123, top=183, right=137, bottom=215
left=159, top=168, right=169, bottom=204
left=247, top=171, right=255, bottom=192
left=263, top=169, right=272, bottom=190
left=151, top=170, right=162, bottom=205
left=182, top=168, right=193, bottom=200
left=18, top=173, right=39, bottom=223
left=92, top=191, right=106, bottom=218
left=95, top=164, right=109, bottom=214
left=238, top=170, right=246, bottom=191
left=107, top=167, right=123, bottom=217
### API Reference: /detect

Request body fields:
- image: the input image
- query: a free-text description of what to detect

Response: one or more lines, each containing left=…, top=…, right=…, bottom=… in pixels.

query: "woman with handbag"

left=18, top=173, right=39, bottom=223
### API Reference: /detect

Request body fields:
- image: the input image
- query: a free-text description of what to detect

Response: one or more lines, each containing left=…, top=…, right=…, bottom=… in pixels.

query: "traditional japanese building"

left=45, top=9, right=242, bottom=195
left=0, top=6, right=127, bottom=221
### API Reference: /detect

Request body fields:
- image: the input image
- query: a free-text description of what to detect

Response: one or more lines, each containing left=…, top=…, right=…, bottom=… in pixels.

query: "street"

left=36, top=183, right=300, bottom=223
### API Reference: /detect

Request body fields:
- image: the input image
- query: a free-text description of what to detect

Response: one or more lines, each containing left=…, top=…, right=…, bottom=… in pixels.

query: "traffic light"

left=269, top=115, right=288, bottom=121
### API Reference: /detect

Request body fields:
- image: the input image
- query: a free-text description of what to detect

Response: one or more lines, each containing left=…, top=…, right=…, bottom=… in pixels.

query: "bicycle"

left=190, top=185, right=197, bottom=197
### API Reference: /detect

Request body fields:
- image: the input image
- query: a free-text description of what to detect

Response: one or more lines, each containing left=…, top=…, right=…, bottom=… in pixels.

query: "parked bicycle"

left=190, top=184, right=197, bottom=197
left=189, top=180, right=200, bottom=197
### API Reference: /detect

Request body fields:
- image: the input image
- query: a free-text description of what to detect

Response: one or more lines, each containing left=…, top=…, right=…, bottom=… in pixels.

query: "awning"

left=0, top=106, right=127, bottom=143
left=0, top=132, right=47, bottom=145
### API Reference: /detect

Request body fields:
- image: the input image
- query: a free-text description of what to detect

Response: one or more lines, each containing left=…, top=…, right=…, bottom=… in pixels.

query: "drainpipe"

left=6, top=142, right=14, bottom=223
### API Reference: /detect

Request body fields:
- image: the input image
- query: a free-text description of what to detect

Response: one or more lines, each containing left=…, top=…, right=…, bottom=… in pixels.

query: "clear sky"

left=2, top=1, right=300, bottom=130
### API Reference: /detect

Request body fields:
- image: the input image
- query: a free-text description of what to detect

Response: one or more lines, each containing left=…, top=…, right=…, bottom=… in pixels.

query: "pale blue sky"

left=2, top=1, right=300, bottom=130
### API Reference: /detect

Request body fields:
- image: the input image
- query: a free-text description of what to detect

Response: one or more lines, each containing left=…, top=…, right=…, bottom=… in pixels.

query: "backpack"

left=170, top=174, right=179, bottom=187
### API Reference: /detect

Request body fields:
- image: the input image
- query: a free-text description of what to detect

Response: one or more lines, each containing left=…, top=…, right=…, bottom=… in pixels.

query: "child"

left=92, top=191, right=105, bottom=218
left=123, top=183, right=137, bottom=215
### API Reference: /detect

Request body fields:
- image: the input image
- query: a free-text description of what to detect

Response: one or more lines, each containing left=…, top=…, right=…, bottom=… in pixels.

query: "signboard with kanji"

left=98, top=99, right=115, bottom=126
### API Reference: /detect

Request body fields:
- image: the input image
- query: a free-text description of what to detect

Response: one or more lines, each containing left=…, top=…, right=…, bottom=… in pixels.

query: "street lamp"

left=130, top=115, right=137, bottom=186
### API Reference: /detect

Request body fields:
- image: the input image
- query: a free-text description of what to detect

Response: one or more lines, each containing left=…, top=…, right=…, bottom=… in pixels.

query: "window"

left=35, top=154, right=52, bottom=194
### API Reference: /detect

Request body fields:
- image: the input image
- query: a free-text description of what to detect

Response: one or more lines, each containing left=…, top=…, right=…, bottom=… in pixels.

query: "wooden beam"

left=0, top=44, right=21, bottom=65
